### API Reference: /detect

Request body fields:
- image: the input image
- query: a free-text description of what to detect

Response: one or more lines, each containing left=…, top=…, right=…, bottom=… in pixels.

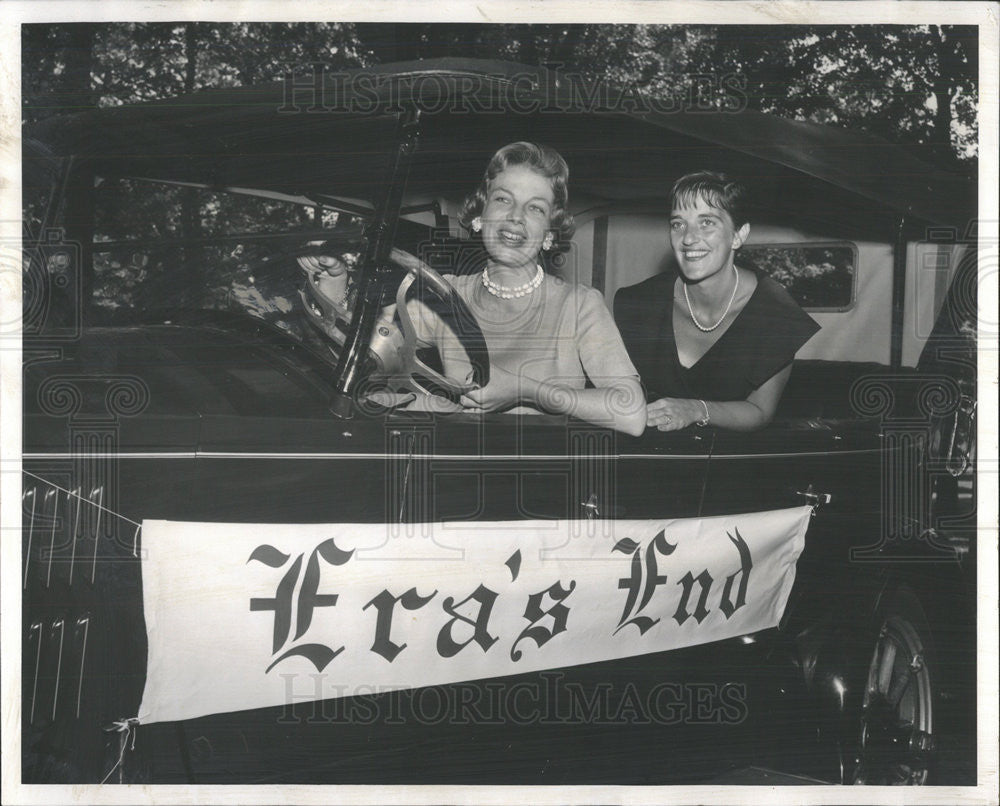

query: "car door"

left=398, top=413, right=713, bottom=523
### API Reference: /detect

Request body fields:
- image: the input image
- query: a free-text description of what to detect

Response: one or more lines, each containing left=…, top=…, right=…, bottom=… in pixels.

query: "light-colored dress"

left=409, top=272, right=638, bottom=413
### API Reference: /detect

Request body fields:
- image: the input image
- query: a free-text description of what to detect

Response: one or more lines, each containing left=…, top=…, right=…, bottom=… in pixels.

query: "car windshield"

left=86, top=178, right=364, bottom=338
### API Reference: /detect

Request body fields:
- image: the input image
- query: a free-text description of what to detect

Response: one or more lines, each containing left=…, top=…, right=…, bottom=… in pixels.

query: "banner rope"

left=23, top=471, right=141, bottom=527
left=101, top=717, right=139, bottom=784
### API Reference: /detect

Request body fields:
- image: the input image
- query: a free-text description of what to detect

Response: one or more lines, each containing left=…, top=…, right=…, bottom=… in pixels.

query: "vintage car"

left=20, top=59, right=978, bottom=786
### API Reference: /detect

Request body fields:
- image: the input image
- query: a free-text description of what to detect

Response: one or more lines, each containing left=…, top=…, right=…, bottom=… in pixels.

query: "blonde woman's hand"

left=459, top=365, right=526, bottom=412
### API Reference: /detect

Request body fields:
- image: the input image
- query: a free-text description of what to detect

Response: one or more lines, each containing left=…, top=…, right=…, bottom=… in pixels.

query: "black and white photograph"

left=2, top=2, right=997, bottom=804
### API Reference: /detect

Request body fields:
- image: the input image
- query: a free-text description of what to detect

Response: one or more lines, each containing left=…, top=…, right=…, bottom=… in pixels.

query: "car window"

left=739, top=242, right=857, bottom=311
left=93, top=178, right=324, bottom=242
left=89, top=178, right=365, bottom=336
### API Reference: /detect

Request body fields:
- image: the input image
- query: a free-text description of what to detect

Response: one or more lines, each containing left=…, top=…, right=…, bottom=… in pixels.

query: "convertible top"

left=27, top=58, right=974, bottom=229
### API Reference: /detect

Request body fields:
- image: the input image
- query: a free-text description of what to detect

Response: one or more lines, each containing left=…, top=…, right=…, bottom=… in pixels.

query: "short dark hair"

left=670, top=171, right=750, bottom=229
left=459, top=142, right=576, bottom=248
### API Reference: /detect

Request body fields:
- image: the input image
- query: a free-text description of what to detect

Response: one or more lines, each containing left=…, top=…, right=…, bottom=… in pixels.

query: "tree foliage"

left=668, top=24, right=978, bottom=168
left=23, top=22, right=977, bottom=167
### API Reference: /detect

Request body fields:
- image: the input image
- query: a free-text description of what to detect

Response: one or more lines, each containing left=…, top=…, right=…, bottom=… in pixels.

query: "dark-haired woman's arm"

left=645, top=364, right=792, bottom=432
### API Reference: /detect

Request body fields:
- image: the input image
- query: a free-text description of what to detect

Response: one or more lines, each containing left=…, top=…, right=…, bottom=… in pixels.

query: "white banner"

left=137, top=508, right=811, bottom=725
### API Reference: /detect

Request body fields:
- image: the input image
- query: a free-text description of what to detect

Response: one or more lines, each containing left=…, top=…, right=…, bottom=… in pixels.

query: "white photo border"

left=2, top=2, right=997, bottom=805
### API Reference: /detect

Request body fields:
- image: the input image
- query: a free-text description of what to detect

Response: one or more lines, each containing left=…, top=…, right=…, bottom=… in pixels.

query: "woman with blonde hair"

left=302, top=142, right=646, bottom=435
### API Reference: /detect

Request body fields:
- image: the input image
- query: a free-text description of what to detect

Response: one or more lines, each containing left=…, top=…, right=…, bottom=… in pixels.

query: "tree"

left=23, top=22, right=978, bottom=168
left=22, top=22, right=365, bottom=124
left=649, top=24, right=977, bottom=170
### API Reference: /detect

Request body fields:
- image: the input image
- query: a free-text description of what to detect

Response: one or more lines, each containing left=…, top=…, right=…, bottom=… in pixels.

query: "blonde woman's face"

left=481, top=165, right=555, bottom=270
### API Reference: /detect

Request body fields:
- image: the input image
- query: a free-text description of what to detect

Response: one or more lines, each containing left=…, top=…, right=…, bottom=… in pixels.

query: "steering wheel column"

left=300, top=247, right=490, bottom=413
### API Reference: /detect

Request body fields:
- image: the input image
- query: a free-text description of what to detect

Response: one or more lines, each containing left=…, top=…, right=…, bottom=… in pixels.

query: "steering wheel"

left=300, top=246, right=490, bottom=400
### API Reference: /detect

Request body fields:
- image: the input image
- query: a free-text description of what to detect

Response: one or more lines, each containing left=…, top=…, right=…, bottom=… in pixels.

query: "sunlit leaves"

left=23, top=22, right=976, bottom=166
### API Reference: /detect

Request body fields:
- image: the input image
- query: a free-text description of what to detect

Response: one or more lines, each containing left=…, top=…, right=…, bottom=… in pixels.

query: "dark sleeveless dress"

left=614, top=271, right=820, bottom=402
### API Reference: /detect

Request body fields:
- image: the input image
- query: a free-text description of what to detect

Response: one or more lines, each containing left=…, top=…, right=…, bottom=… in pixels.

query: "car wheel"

left=850, top=589, right=935, bottom=784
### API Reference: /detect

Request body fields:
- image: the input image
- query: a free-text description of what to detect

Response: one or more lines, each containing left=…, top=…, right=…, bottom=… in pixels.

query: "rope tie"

left=101, top=717, right=139, bottom=784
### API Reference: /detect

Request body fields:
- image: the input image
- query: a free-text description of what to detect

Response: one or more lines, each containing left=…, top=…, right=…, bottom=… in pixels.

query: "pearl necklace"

left=482, top=264, right=544, bottom=299
left=683, top=265, right=739, bottom=332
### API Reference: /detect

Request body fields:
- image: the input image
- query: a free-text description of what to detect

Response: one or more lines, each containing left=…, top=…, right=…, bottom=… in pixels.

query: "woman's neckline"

left=671, top=268, right=762, bottom=371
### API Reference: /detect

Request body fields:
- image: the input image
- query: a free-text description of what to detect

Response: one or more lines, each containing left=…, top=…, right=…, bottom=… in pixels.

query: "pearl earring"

left=542, top=233, right=554, bottom=251
left=471, top=217, right=482, bottom=233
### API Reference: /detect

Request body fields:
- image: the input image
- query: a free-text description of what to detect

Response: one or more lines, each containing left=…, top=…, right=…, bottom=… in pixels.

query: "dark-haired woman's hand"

left=646, top=397, right=703, bottom=431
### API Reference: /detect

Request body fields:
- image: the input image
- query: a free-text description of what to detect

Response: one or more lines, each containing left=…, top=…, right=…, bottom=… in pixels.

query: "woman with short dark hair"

left=614, top=170, right=819, bottom=432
